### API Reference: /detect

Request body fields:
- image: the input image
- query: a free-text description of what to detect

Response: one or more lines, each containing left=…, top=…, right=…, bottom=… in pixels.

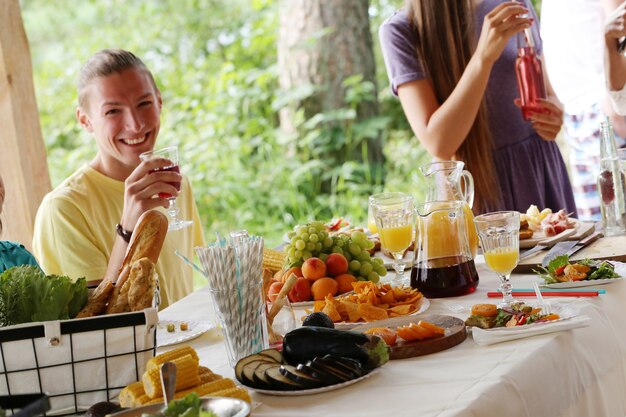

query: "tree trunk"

left=277, top=0, right=383, bottom=171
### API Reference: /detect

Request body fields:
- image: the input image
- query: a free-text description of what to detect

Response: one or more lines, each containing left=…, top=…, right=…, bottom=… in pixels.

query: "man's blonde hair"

left=77, top=48, right=157, bottom=110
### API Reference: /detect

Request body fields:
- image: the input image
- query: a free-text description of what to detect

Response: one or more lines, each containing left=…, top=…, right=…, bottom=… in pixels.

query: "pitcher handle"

left=461, top=170, right=475, bottom=208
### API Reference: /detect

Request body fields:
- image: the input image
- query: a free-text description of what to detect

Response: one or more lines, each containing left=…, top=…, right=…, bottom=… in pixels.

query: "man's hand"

left=119, top=157, right=181, bottom=231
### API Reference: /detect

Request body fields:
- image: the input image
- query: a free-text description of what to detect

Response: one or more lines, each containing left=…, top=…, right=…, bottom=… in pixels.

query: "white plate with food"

left=468, top=303, right=589, bottom=345
left=537, top=259, right=624, bottom=288
left=156, top=320, right=215, bottom=347
left=519, top=218, right=596, bottom=249
left=334, top=297, right=430, bottom=330
left=250, top=368, right=379, bottom=396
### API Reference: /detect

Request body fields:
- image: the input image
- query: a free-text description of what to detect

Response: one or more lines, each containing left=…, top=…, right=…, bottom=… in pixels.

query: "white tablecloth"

left=159, top=257, right=626, bottom=417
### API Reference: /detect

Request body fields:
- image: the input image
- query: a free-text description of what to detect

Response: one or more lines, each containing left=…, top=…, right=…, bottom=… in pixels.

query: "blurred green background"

left=21, top=0, right=542, bottom=248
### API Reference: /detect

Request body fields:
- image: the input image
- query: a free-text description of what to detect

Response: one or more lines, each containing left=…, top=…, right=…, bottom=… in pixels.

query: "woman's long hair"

left=406, top=0, right=499, bottom=212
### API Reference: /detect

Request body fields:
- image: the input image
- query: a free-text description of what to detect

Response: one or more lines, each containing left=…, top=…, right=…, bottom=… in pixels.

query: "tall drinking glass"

left=474, top=211, right=520, bottom=307
left=140, top=146, right=193, bottom=231
left=367, top=195, right=378, bottom=235
left=371, top=192, right=414, bottom=287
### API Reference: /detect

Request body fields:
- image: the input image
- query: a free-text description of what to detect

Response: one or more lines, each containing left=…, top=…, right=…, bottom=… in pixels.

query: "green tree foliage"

left=19, top=0, right=430, bottom=246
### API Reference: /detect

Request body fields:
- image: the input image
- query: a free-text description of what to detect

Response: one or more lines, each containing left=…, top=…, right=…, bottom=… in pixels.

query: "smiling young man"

left=33, top=49, right=205, bottom=308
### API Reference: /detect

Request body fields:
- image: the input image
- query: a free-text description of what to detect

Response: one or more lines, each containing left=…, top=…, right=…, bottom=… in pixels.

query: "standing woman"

left=379, top=0, right=576, bottom=215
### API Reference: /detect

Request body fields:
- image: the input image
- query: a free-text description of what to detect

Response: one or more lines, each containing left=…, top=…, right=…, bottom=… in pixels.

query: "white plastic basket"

left=0, top=308, right=157, bottom=416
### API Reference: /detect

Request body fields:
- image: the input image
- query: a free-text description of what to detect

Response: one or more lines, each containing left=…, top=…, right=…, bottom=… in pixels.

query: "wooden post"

left=0, top=0, right=51, bottom=250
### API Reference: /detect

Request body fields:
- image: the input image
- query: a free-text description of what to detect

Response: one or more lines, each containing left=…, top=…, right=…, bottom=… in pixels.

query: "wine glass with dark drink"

left=140, top=146, right=192, bottom=231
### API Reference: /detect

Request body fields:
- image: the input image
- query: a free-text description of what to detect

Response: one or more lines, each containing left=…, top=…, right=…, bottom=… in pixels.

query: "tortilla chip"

left=358, top=304, right=388, bottom=322
left=340, top=300, right=362, bottom=322
left=322, top=301, right=342, bottom=322
left=389, top=304, right=412, bottom=315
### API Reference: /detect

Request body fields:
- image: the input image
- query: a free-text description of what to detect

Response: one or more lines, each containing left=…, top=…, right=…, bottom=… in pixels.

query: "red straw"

left=487, top=291, right=599, bottom=297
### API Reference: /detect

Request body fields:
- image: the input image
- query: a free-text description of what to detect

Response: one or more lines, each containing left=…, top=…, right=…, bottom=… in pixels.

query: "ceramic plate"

left=249, top=368, right=379, bottom=396
left=334, top=297, right=430, bottom=330
left=541, top=260, right=625, bottom=288
left=541, top=277, right=623, bottom=288
left=519, top=219, right=593, bottom=249
left=156, top=320, right=215, bottom=347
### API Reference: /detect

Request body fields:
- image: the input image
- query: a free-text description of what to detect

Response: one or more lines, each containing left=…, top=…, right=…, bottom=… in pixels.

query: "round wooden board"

left=352, top=314, right=467, bottom=360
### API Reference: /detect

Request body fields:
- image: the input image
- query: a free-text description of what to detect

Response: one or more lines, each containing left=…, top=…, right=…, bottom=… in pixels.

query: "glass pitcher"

left=420, top=161, right=479, bottom=257
left=410, top=200, right=479, bottom=297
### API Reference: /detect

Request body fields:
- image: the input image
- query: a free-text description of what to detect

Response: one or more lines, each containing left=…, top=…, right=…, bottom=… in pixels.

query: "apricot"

left=334, top=273, right=357, bottom=294
left=288, top=277, right=312, bottom=303
left=325, top=253, right=349, bottom=277
left=267, top=281, right=284, bottom=302
left=302, top=258, right=327, bottom=281
left=281, top=267, right=303, bottom=283
left=311, top=277, right=339, bottom=301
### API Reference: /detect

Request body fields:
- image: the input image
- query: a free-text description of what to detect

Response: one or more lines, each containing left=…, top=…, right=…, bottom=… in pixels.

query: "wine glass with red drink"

left=139, top=146, right=193, bottom=231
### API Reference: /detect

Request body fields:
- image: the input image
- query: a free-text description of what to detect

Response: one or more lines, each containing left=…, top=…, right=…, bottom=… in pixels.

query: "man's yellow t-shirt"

left=32, top=165, right=205, bottom=308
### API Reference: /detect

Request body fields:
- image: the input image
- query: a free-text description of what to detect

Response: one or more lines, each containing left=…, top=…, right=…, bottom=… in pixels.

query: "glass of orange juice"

left=474, top=211, right=520, bottom=307
left=371, top=192, right=414, bottom=287
left=367, top=196, right=378, bottom=234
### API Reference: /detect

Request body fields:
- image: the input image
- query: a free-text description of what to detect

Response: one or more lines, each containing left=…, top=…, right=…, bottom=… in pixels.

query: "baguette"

left=120, top=210, right=168, bottom=274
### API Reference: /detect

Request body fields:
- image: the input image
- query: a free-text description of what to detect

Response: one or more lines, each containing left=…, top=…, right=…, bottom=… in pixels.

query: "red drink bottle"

left=515, top=28, right=547, bottom=121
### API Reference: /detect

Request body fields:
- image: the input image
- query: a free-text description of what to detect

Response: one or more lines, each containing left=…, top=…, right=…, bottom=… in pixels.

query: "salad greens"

left=0, top=265, right=87, bottom=326
left=143, top=393, right=217, bottom=417
left=534, top=255, right=621, bottom=284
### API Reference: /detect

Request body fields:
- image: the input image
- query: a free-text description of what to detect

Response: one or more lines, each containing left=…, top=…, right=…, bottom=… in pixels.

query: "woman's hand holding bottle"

left=474, top=2, right=532, bottom=65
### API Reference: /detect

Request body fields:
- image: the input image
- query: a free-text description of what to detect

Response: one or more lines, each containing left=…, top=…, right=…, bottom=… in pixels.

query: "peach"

left=288, top=277, right=312, bottom=303
left=281, top=267, right=303, bottom=283
left=325, top=253, right=349, bottom=277
left=302, top=257, right=327, bottom=281
left=334, top=273, right=357, bottom=294
left=267, top=281, right=284, bottom=302
left=311, top=277, right=339, bottom=301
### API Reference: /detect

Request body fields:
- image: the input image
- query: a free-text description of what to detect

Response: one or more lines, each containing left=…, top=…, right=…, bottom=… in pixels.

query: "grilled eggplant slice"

left=279, top=364, right=324, bottom=389
left=265, top=365, right=306, bottom=390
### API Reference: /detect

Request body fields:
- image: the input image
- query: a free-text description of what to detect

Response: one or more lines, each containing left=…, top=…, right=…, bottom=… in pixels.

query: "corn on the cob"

left=210, top=387, right=252, bottom=404
left=145, top=377, right=236, bottom=405
left=143, top=354, right=200, bottom=398
left=263, top=248, right=286, bottom=272
left=199, top=366, right=221, bottom=384
left=146, top=345, right=199, bottom=371
left=119, top=381, right=146, bottom=408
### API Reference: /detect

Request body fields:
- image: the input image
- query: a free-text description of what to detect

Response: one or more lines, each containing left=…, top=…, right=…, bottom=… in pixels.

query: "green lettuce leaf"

left=0, top=266, right=88, bottom=326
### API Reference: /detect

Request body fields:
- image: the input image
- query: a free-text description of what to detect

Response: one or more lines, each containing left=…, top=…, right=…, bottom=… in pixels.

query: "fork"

left=533, top=282, right=551, bottom=314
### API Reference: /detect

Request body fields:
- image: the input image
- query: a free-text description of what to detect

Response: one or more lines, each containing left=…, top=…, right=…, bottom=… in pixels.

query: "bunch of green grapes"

left=284, top=221, right=333, bottom=266
left=326, top=231, right=387, bottom=283
left=284, top=224, right=387, bottom=284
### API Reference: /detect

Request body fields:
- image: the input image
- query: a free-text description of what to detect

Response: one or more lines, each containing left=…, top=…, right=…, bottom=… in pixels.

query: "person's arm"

left=601, top=0, right=626, bottom=134
left=101, top=157, right=182, bottom=283
left=397, top=2, right=531, bottom=159
left=605, top=1, right=626, bottom=92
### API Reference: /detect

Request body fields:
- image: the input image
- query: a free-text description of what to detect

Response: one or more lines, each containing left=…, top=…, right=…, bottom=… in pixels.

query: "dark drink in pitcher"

left=151, top=164, right=181, bottom=199
left=410, top=255, right=479, bottom=298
